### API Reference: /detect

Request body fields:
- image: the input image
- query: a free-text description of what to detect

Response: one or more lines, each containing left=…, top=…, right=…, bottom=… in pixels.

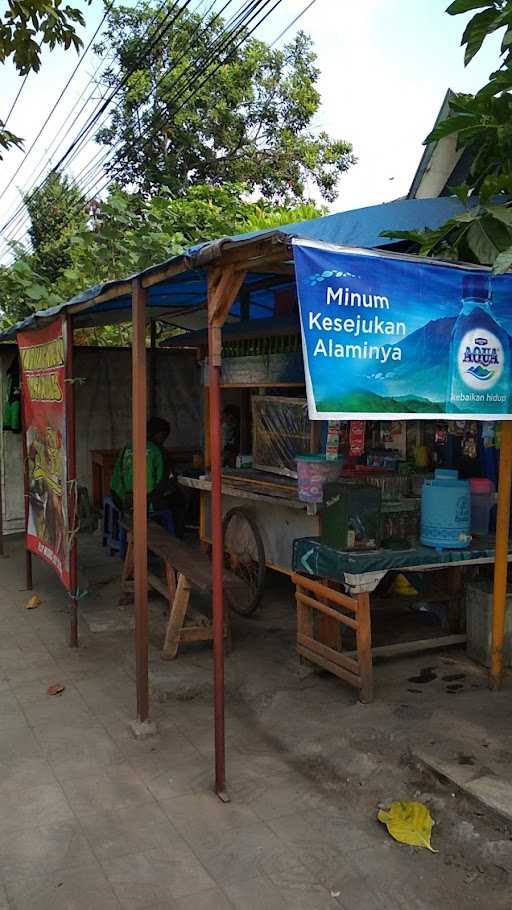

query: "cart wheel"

left=222, top=507, right=266, bottom=616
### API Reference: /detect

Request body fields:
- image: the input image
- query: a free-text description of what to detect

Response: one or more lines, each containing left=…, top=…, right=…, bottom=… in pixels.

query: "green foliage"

left=385, top=0, right=512, bottom=273
left=0, top=183, right=324, bottom=333
left=0, top=0, right=90, bottom=157
left=94, top=3, right=354, bottom=202
left=24, top=172, right=88, bottom=282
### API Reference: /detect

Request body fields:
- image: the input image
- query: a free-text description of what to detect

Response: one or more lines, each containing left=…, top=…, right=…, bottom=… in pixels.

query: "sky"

left=0, top=0, right=504, bottom=255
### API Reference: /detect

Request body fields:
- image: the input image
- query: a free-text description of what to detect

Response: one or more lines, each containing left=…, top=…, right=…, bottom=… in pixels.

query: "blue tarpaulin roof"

left=0, top=195, right=480, bottom=341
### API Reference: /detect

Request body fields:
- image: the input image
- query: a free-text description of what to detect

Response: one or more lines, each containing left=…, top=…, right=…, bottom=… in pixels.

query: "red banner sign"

left=18, top=318, right=71, bottom=589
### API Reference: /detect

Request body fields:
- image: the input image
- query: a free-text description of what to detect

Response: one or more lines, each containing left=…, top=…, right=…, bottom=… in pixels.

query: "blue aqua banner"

left=293, top=239, right=512, bottom=420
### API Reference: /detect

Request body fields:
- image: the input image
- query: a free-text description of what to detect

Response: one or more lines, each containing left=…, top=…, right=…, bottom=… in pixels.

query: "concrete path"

left=0, top=536, right=512, bottom=909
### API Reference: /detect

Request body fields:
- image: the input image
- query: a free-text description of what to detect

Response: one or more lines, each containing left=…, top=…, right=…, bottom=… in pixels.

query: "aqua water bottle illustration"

left=447, top=273, right=511, bottom=414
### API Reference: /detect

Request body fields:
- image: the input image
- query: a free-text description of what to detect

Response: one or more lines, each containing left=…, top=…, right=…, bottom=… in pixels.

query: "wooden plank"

left=179, top=476, right=307, bottom=509
left=162, top=574, right=192, bottom=660
left=208, top=267, right=247, bottom=327
left=295, top=592, right=358, bottom=630
left=292, top=575, right=358, bottom=612
left=344, top=634, right=467, bottom=661
left=297, top=645, right=362, bottom=690
left=297, top=633, right=360, bottom=676
left=147, top=573, right=170, bottom=600
left=141, top=259, right=189, bottom=288
left=180, top=626, right=215, bottom=642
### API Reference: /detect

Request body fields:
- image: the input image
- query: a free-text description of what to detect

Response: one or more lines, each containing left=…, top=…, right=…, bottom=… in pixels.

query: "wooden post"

left=132, top=279, right=150, bottom=723
left=207, top=266, right=246, bottom=800
left=356, top=592, right=373, bottom=703
left=65, top=315, right=79, bottom=647
left=149, top=320, right=158, bottom=421
left=20, top=375, right=32, bottom=590
left=490, top=420, right=512, bottom=690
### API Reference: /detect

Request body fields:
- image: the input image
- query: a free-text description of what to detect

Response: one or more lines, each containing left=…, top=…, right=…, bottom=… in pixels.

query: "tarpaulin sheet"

left=292, top=535, right=503, bottom=581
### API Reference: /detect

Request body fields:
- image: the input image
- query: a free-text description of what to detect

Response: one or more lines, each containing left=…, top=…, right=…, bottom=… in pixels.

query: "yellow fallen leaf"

left=25, top=595, right=42, bottom=610
left=378, top=801, right=438, bottom=853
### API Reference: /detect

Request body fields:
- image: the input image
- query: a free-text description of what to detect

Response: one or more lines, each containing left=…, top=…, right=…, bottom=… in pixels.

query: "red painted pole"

left=132, top=279, right=149, bottom=723
left=208, top=321, right=226, bottom=799
left=65, top=315, right=79, bottom=647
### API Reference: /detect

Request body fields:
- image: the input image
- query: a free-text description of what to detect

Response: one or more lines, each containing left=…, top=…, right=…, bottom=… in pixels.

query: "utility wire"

left=81, top=0, right=273, bottom=194
left=0, top=0, right=191, bottom=244
left=3, top=74, right=29, bottom=128
left=269, top=0, right=319, bottom=46
left=82, top=0, right=286, bottom=203
left=1, top=0, right=248, bottom=243
left=2, top=0, right=290, bottom=253
left=0, top=4, right=115, bottom=207
left=6, top=0, right=178, bottom=208
left=3, top=0, right=283, bottom=254
left=68, top=0, right=254, bottom=189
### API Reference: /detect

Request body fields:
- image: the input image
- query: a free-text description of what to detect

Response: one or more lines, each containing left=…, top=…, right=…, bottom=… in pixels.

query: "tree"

left=384, top=0, right=512, bottom=272
left=94, top=3, right=354, bottom=202
left=24, top=172, right=88, bottom=282
left=0, top=0, right=90, bottom=158
left=0, top=182, right=324, bottom=331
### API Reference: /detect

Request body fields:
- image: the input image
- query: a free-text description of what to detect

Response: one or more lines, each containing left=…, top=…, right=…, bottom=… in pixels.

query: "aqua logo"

left=457, top=329, right=504, bottom=390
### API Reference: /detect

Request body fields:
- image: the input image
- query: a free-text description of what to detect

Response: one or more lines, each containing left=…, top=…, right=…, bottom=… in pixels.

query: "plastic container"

left=420, top=468, right=471, bottom=549
left=296, top=455, right=344, bottom=503
left=469, top=478, right=494, bottom=535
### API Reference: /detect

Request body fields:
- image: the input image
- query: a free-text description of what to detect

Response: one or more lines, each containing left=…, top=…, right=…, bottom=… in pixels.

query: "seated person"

left=110, top=416, right=185, bottom=537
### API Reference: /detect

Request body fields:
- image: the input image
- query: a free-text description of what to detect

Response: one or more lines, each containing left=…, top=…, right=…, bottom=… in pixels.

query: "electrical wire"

left=3, top=74, right=29, bottom=128
left=0, top=0, right=192, bottom=245
left=80, top=0, right=274, bottom=193
left=1, top=0, right=251, bottom=243
left=0, top=4, right=115, bottom=207
left=5, top=0, right=180, bottom=209
left=2, top=0, right=283, bottom=254
left=269, top=0, right=319, bottom=46
left=1, top=0, right=293, bottom=254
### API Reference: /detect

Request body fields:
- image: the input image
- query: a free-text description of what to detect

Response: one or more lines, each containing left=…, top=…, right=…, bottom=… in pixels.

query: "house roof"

left=0, top=194, right=479, bottom=341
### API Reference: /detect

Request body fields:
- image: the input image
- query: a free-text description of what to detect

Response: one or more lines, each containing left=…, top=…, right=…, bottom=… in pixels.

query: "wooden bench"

left=121, top=522, right=233, bottom=659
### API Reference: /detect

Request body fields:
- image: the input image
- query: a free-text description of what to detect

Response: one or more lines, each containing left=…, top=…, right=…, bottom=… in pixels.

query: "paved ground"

left=1, top=534, right=512, bottom=910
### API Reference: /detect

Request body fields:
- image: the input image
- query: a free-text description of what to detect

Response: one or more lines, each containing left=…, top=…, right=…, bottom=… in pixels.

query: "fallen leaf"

left=47, top=684, right=65, bottom=696
left=25, top=595, right=42, bottom=610
left=378, top=801, right=438, bottom=853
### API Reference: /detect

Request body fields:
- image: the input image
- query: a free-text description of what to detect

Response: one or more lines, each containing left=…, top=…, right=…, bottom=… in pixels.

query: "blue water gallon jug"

left=420, top=469, right=471, bottom=549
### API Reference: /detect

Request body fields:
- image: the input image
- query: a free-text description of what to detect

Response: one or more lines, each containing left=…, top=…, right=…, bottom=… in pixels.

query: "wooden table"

left=292, top=536, right=509, bottom=702
left=91, top=449, right=119, bottom=509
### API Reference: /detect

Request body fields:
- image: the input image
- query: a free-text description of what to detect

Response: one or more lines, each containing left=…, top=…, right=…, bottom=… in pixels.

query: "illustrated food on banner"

left=293, top=239, right=512, bottom=420
left=17, top=319, right=72, bottom=590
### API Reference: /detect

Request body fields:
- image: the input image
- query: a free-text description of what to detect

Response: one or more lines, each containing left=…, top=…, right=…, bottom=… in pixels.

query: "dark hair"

left=147, top=417, right=170, bottom=439
left=223, top=405, right=240, bottom=420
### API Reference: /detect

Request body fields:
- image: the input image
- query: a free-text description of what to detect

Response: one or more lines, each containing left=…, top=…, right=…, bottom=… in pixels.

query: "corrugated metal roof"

left=0, top=195, right=478, bottom=341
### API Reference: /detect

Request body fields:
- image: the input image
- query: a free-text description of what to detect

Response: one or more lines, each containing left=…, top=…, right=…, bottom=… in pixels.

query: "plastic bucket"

left=296, top=455, right=344, bottom=503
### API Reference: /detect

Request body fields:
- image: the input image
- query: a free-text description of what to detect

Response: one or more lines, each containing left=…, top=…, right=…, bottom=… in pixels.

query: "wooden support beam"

left=132, top=278, right=150, bottom=723
left=207, top=263, right=247, bottom=801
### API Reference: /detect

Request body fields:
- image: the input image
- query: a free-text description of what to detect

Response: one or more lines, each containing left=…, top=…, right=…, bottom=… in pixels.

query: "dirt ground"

left=0, top=532, right=511, bottom=910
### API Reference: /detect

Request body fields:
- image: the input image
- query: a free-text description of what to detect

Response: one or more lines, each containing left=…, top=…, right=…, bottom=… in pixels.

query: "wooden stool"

left=121, top=523, right=232, bottom=659
left=292, top=572, right=373, bottom=703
